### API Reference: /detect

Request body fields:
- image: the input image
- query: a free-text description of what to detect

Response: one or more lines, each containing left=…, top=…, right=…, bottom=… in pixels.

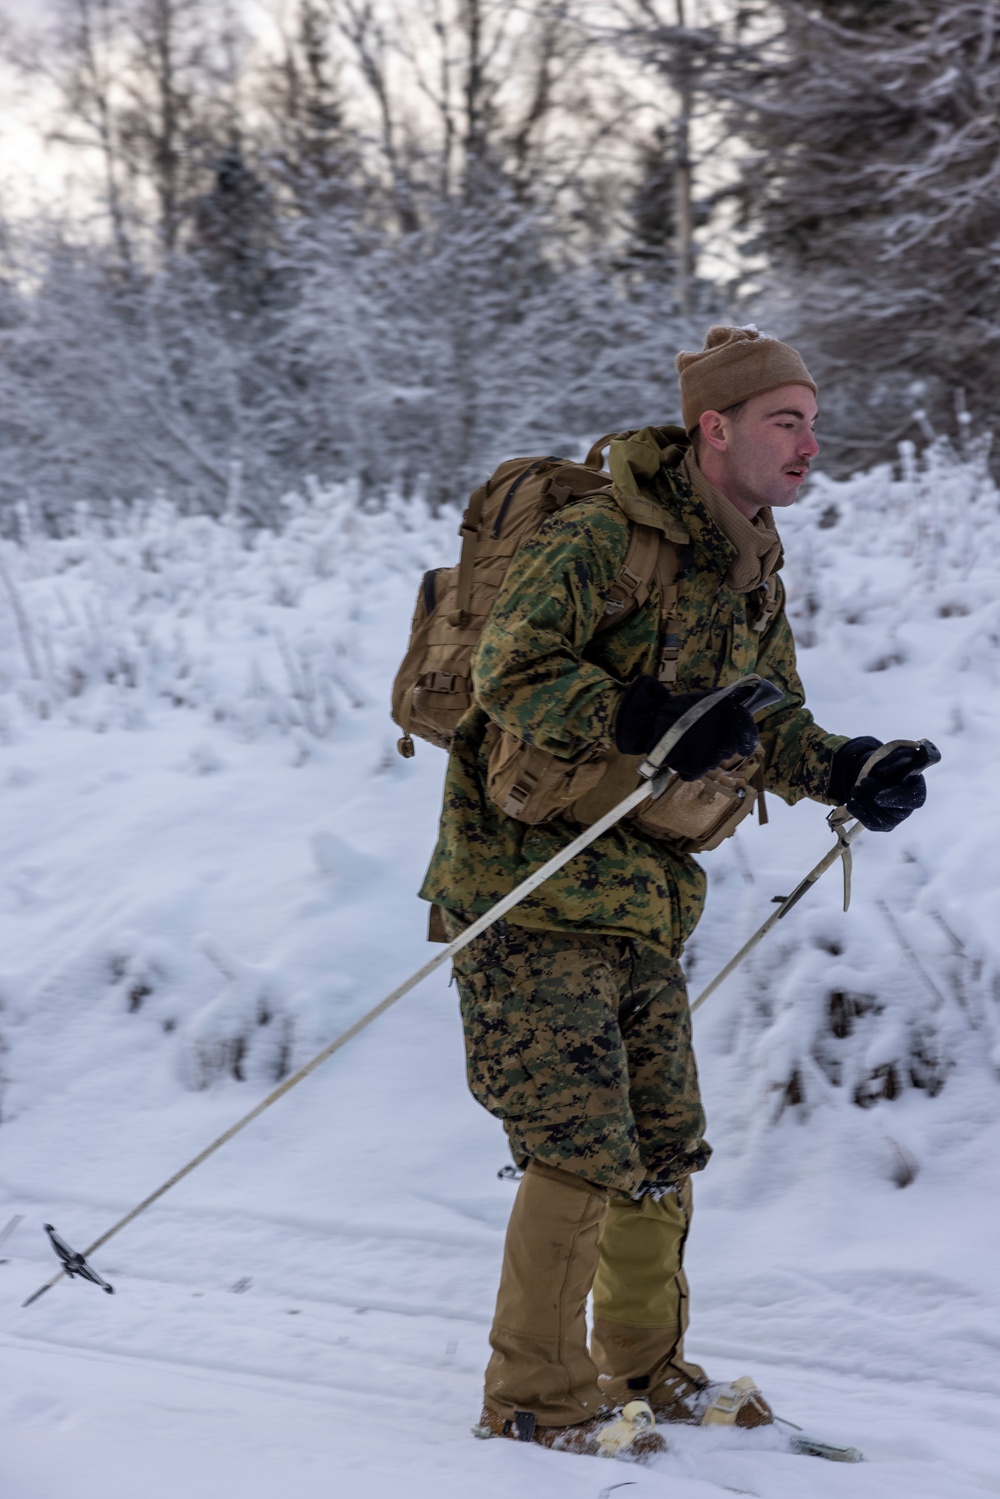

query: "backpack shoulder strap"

left=595, top=522, right=660, bottom=633
left=594, top=525, right=686, bottom=681
left=654, top=536, right=683, bottom=684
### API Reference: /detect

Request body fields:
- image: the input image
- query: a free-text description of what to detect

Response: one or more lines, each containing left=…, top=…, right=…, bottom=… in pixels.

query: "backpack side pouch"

left=484, top=726, right=608, bottom=824
left=392, top=565, right=477, bottom=751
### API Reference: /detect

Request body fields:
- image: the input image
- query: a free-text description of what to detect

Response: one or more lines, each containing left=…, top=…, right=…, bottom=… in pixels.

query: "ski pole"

left=690, top=810, right=861, bottom=1015
left=690, top=738, right=941, bottom=1015
left=21, top=674, right=783, bottom=1308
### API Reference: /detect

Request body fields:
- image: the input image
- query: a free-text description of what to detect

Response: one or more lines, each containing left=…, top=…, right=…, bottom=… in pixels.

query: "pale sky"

left=0, top=0, right=72, bottom=215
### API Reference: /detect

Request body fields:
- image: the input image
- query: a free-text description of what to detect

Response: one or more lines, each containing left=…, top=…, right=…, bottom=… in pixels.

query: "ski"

left=787, top=1433, right=863, bottom=1463
left=473, top=1419, right=864, bottom=1464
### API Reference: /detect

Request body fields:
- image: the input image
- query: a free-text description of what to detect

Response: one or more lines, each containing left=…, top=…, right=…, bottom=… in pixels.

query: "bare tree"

left=117, top=0, right=254, bottom=254
left=14, top=0, right=135, bottom=265
left=258, top=0, right=359, bottom=212
left=608, top=0, right=734, bottom=313
left=10, top=0, right=252, bottom=259
left=323, top=0, right=619, bottom=222
left=330, top=0, right=419, bottom=231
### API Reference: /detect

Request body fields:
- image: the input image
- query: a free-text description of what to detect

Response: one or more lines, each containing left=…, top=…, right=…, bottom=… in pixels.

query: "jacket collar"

left=607, top=425, right=737, bottom=581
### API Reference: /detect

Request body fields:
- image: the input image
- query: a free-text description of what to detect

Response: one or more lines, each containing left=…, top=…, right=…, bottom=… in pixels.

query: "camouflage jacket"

left=419, top=429, right=848, bottom=959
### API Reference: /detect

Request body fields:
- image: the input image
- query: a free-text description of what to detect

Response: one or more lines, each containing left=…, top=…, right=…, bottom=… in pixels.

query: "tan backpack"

left=391, top=431, right=766, bottom=853
left=391, top=433, right=668, bottom=756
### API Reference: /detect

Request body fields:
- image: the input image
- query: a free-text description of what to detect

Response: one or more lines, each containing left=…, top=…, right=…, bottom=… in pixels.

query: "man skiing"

left=419, top=325, right=930, bottom=1461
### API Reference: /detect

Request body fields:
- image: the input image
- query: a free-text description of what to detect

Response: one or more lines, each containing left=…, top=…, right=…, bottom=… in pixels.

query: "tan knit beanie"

left=676, top=325, right=817, bottom=434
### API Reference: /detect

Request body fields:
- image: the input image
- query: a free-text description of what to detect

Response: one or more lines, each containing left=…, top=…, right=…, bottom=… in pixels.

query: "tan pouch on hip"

left=487, top=727, right=762, bottom=855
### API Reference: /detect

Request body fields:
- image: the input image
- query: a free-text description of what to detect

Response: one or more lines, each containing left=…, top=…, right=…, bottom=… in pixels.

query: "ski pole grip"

left=639, top=674, right=784, bottom=780
left=732, top=675, right=786, bottom=717
left=856, top=737, right=942, bottom=784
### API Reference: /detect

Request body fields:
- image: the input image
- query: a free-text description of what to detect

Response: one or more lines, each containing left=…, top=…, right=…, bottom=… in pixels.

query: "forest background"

left=0, top=0, right=996, bottom=525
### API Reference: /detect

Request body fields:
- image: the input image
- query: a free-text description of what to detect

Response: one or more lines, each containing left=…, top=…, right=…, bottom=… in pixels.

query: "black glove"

left=828, top=736, right=932, bottom=832
left=614, top=675, right=760, bottom=781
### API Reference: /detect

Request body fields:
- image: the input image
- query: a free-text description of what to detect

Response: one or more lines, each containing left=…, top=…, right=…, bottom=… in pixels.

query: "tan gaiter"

left=591, top=1180, right=707, bottom=1404
left=484, top=1158, right=608, bottom=1426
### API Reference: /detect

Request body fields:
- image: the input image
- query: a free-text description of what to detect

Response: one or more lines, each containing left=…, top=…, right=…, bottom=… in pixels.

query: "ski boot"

left=473, top=1398, right=667, bottom=1462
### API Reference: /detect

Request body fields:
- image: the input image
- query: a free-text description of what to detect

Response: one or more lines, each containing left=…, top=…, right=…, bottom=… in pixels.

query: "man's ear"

left=698, top=409, right=729, bottom=453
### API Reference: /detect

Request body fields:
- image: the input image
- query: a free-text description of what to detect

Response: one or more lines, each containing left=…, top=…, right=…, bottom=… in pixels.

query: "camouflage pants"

left=444, top=912, right=710, bottom=1196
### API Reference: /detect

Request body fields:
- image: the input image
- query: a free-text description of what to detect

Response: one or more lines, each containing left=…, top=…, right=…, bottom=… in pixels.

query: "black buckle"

left=512, top=1410, right=537, bottom=1442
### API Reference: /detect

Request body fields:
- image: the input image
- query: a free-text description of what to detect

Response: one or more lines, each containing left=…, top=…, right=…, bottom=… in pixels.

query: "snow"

left=1, top=446, right=1000, bottom=1497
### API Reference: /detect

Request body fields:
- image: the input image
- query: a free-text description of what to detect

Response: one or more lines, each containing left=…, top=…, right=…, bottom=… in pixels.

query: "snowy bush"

left=0, top=482, right=454, bottom=745
left=691, top=435, right=1000, bottom=1173
left=0, top=225, right=701, bottom=525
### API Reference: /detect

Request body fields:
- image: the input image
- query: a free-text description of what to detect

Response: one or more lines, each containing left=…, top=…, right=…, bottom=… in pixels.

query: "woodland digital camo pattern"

left=420, top=429, right=848, bottom=959
left=441, top=909, right=709, bottom=1195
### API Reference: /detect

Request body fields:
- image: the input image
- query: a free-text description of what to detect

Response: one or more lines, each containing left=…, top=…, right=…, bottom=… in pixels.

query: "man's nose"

left=801, top=428, right=820, bottom=459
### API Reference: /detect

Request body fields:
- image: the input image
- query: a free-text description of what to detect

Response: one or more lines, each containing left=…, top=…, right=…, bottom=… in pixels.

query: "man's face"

left=702, top=384, right=820, bottom=516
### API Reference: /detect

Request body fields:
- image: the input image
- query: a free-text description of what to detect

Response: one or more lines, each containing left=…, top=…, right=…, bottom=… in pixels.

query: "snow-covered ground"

left=2, top=445, right=999, bottom=1498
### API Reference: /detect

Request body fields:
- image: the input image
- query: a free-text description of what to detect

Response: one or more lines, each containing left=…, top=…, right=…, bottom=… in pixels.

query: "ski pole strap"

left=837, top=739, right=940, bottom=909
left=828, top=806, right=854, bottom=912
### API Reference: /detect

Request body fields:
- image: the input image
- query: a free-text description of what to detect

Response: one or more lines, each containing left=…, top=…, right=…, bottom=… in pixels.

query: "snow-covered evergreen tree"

left=729, top=1, right=1000, bottom=472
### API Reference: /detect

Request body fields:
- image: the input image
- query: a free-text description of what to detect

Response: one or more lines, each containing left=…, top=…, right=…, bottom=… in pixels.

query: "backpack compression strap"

left=449, top=478, right=490, bottom=629
left=449, top=458, right=564, bottom=628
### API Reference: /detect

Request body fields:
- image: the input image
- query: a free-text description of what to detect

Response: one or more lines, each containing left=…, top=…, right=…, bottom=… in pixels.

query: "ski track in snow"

left=1, top=457, right=999, bottom=1496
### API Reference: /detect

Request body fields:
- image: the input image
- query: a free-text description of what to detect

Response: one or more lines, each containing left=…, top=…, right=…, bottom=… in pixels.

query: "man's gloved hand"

left=828, top=736, right=931, bottom=832
left=614, top=675, right=760, bottom=781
